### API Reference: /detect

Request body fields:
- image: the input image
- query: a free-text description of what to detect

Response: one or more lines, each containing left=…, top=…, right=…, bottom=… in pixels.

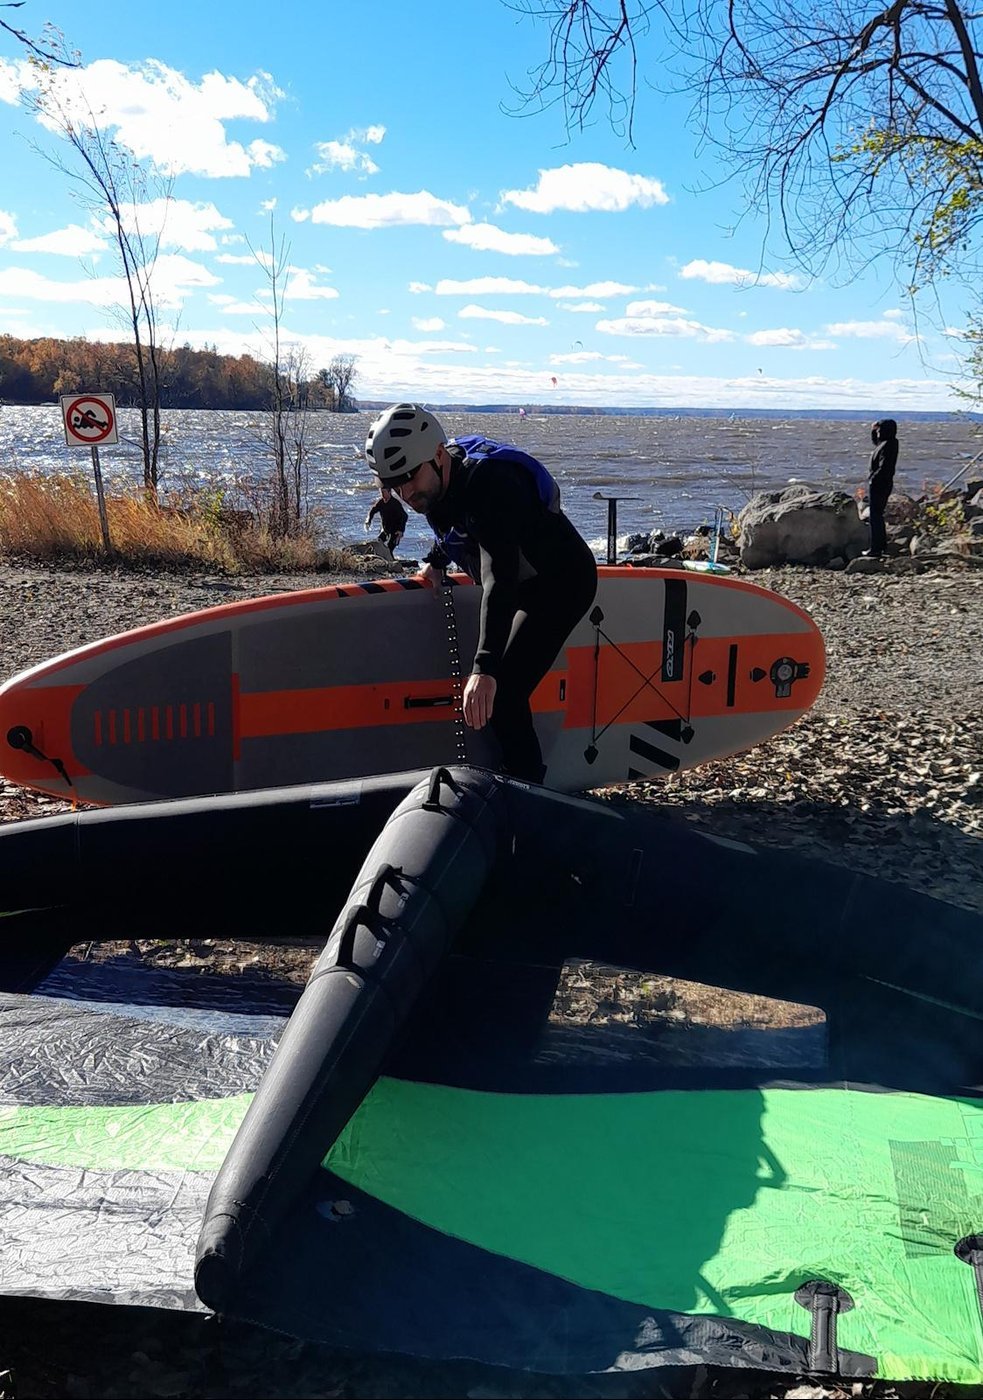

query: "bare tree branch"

left=1, top=5, right=80, bottom=65
left=505, top=0, right=983, bottom=289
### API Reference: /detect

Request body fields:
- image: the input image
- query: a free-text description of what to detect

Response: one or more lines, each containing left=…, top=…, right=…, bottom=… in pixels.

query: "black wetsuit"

left=868, top=419, right=899, bottom=556
left=366, top=494, right=408, bottom=553
left=426, top=444, right=597, bottom=783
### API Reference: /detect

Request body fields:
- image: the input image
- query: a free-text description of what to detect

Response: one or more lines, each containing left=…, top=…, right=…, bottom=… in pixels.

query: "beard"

left=404, top=485, right=439, bottom=513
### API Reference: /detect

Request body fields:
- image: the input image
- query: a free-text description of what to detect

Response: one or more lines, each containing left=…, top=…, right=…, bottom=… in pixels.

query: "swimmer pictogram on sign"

left=60, top=393, right=119, bottom=446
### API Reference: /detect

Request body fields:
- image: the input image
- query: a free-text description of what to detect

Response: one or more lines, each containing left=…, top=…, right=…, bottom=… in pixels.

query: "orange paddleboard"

left=0, top=568, right=824, bottom=805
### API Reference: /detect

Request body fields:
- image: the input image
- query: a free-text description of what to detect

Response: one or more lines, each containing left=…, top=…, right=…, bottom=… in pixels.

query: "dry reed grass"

left=0, top=472, right=358, bottom=574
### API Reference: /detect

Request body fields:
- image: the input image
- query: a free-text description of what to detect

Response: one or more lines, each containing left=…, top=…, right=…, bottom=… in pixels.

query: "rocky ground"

left=0, top=557, right=980, bottom=1399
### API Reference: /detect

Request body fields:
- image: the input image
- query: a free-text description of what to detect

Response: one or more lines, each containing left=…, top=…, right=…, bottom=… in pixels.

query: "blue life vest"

left=435, top=436, right=561, bottom=579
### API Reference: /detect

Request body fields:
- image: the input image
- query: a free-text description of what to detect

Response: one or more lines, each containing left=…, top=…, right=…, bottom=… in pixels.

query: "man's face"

left=393, top=446, right=446, bottom=513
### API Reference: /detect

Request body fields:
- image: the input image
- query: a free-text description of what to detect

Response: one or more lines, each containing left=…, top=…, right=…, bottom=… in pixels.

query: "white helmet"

left=364, top=403, right=447, bottom=483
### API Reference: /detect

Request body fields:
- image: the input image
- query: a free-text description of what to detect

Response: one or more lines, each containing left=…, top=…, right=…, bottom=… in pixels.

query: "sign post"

left=60, top=393, right=118, bottom=554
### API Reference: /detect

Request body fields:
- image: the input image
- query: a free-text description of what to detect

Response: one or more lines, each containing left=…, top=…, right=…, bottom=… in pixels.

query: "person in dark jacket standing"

left=865, top=419, right=899, bottom=558
left=364, top=486, right=408, bottom=556
left=364, top=402, right=597, bottom=784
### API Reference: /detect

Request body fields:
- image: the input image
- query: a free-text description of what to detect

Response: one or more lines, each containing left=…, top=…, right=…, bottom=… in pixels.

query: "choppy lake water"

left=2, top=405, right=980, bottom=558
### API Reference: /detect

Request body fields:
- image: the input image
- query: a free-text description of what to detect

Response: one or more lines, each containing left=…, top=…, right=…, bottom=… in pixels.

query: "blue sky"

left=0, top=0, right=973, bottom=410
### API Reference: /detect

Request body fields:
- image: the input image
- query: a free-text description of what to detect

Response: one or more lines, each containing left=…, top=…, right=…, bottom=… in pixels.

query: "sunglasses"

left=388, top=458, right=434, bottom=491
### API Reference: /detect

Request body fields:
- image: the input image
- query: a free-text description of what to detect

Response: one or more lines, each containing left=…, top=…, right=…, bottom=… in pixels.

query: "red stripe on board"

left=238, top=674, right=565, bottom=741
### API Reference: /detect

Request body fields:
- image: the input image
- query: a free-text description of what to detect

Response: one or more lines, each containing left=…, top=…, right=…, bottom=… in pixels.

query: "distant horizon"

left=358, top=401, right=983, bottom=423
left=4, top=400, right=981, bottom=424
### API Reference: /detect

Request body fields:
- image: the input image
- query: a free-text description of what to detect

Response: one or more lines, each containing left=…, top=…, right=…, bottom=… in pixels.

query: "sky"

left=0, top=0, right=975, bottom=411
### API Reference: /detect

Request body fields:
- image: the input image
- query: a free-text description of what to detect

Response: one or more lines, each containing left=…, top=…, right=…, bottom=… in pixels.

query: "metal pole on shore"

left=90, top=444, right=112, bottom=554
left=593, top=491, right=640, bottom=564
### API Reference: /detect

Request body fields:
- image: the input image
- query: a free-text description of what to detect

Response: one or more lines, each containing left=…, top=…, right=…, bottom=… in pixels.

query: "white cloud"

left=408, top=281, right=432, bottom=293
left=247, top=140, right=285, bottom=170
left=596, top=314, right=735, bottom=343
left=216, top=300, right=269, bottom=316
left=0, top=267, right=125, bottom=307
left=409, top=339, right=478, bottom=355
left=500, top=163, right=669, bottom=214
left=310, top=142, right=378, bottom=176
left=11, top=59, right=286, bottom=178
left=679, top=259, right=800, bottom=290
left=10, top=223, right=107, bottom=256
left=549, top=281, right=641, bottom=299
left=300, top=191, right=471, bottom=229
left=112, top=198, right=234, bottom=252
left=558, top=301, right=604, bottom=313
left=308, top=125, right=386, bottom=176
left=745, top=328, right=836, bottom=350
left=0, top=253, right=218, bottom=309
left=550, top=351, right=625, bottom=364
left=825, top=318, right=914, bottom=343
left=147, top=253, right=222, bottom=305
left=220, top=233, right=246, bottom=246
left=215, top=253, right=257, bottom=265
left=412, top=316, right=446, bottom=332
left=290, top=207, right=311, bottom=223
left=283, top=268, right=339, bottom=300
left=442, top=223, right=559, bottom=256
left=625, top=298, right=688, bottom=316
left=0, top=58, right=30, bottom=106
left=458, top=304, right=549, bottom=326
left=0, top=210, right=18, bottom=245
left=138, top=324, right=960, bottom=411
left=434, top=277, right=546, bottom=296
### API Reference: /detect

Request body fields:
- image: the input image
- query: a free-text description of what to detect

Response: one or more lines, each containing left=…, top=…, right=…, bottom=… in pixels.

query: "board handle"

left=403, top=695, right=454, bottom=709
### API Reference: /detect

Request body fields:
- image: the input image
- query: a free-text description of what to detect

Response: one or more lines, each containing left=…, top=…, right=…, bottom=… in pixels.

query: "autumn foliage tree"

left=0, top=335, right=273, bottom=408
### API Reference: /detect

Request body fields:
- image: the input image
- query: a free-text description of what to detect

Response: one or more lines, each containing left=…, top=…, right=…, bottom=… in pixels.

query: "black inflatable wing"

left=2, top=767, right=983, bottom=1384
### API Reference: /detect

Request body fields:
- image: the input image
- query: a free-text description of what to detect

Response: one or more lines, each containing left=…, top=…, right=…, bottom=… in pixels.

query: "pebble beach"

left=0, top=555, right=981, bottom=1400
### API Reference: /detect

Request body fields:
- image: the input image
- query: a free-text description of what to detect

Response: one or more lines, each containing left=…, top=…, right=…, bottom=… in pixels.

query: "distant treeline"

left=0, top=335, right=357, bottom=412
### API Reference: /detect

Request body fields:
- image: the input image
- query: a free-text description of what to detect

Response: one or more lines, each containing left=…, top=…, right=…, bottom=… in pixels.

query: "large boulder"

left=738, top=485, right=867, bottom=569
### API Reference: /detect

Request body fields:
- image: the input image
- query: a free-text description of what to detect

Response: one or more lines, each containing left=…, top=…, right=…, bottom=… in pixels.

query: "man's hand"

left=463, top=673, right=496, bottom=730
left=419, top=562, right=441, bottom=588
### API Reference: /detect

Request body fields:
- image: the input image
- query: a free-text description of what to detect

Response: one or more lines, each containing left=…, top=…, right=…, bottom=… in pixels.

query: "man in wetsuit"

left=864, top=418, right=899, bottom=558
left=364, top=486, right=407, bottom=555
left=364, top=402, right=597, bottom=783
